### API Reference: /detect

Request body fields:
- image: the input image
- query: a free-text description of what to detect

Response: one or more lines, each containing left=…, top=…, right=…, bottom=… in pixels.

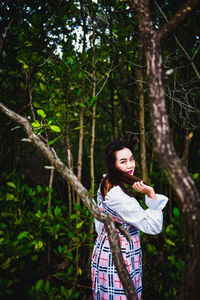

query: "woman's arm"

left=105, top=185, right=168, bottom=235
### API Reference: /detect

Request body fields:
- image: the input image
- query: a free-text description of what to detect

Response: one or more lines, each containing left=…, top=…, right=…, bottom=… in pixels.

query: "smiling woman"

left=115, top=147, right=136, bottom=175
left=91, top=140, right=168, bottom=299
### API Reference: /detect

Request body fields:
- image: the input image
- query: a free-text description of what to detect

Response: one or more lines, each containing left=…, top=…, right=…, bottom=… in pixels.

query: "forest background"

left=0, top=0, right=200, bottom=299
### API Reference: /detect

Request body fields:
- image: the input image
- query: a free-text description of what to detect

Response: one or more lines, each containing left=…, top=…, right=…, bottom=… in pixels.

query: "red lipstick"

left=127, top=170, right=133, bottom=174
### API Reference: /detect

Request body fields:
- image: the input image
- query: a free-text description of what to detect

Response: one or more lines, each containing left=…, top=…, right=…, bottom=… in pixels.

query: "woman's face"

left=115, top=147, right=135, bottom=175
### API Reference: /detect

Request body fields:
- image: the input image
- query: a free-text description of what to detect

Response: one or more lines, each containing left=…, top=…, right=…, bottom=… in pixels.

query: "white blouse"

left=94, top=185, right=168, bottom=235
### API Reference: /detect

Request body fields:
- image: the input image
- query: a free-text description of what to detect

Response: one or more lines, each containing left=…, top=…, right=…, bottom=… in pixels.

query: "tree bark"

left=0, top=102, right=138, bottom=300
left=127, top=0, right=200, bottom=299
left=89, top=0, right=97, bottom=197
left=77, top=106, right=84, bottom=184
left=137, top=38, right=150, bottom=184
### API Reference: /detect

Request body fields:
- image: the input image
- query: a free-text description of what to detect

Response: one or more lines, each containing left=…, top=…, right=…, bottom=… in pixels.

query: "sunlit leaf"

left=37, top=109, right=46, bottom=119
left=7, top=182, right=16, bottom=189
left=34, top=241, right=43, bottom=250
left=76, top=220, right=84, bottom=229
left=49, top=125, right=61, bottom=133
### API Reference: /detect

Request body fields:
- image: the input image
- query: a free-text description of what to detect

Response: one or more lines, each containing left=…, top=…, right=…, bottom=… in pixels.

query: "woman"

left=91, top=140, right=168, bottom=299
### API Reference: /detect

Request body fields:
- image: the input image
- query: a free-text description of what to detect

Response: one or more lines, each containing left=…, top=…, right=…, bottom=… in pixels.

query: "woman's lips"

left=127, top=170, right=133, bottom=174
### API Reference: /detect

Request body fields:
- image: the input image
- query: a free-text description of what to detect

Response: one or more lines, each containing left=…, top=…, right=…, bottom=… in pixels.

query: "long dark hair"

left=100, top=140, right=143, bottom=199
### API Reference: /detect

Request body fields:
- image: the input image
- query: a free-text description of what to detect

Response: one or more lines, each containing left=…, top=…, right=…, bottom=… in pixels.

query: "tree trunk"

left=77, top=0, right=87, bottom=205
left=77, top=106, right=84, bottom=182
left=127, top=0, right=200, bottom=298
left=65, top=84, right=73, bottom=216
left=137, top=38, right=150, bottom=184
left=89, top=0, right=97, bottom=197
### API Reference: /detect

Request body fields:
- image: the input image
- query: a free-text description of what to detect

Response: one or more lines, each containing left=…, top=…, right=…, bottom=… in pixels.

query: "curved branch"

left=0, top=101, right=138, bottom=300
left=154, top=0, right=200, bottom=81
left=157, top=0, right=200, bottom=41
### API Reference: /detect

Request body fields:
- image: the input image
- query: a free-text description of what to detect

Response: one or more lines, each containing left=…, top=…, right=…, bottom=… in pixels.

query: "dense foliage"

left=0, top=0, right=199, bottom=299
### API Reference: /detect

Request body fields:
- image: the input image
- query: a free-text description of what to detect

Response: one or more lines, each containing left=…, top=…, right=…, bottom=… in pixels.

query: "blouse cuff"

left=145, top=194, right=168, bottom=210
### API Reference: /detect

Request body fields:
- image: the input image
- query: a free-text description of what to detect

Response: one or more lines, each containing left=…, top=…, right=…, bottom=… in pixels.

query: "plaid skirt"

left=91, top=225, right=142, bottom=299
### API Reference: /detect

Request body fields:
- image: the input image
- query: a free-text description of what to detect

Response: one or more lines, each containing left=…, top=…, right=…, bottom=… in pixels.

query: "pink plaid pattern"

left=91, top=190, right=142, bottom=299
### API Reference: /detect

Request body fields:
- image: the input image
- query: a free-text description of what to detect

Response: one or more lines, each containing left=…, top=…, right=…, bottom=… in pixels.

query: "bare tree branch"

left=154, top=0, right=200, bottom=81
left=126, top=0, right=200, bottom=42
left=156, top=0, right=200, bottom=41
left=0, top=101, right=138, bottom=300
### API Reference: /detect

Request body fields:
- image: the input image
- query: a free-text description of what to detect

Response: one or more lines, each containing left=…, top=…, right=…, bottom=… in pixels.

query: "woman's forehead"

left=115, top=148, right=133, bottom=160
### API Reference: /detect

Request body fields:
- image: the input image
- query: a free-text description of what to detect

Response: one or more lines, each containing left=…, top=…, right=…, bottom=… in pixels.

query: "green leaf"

left=36, top=185, right=42, bottom=193
left=165, top=238, right=176, bottom=246
left=173, top=207, right=180, bottom=217
left=35, top=210, right=42, bottom=218
left=166, top=224, right=174, bottom=233
left=47, top=135, right=61, bottom=145
left=76, top=220, right=85, bottom=229
left=77, top=267, right=82, bottom=275
left=78, top=102, right=86, bottom=108
left=147, top=243, right=156, bottom=254
left=58, top=245, right=62, bottom=253
left=32, top=120, right=41, bottom=128
left=23, top=64, right=29, bottom=70
left=34, top=241, right=44, bottom=250
left=7, top=182, right=16, bottom=189
left=25, top=42, right=32, bottom=47
left=35, top=279, right=44, bottom=292
left=60, top=285, right=67, bottom=297
left=44, top=280, right=50, bottom=293
left=39, top=82, right=46, bottom=92
left=6, top=193, right=17, bottom=201
left=89, top=96, right=98, bottom=107
left=49, top=125, right=61, bottom=133
left=17, top=231, right=29, bottom=240
left=193, top=173, right=199, bottom=179
left=70, top=214, right=77, bottom=219
left=17, top=58, right=25, bottom=64
left=73, top=126, right=83, bottom=130
left=75, top=204, right=81, bottom=212
left=37, top=109, right=46, bottom=119
left=68, top=232, right=74, bottom=238
left=67, top=264, right=74, bottom=274
left=1, top=257, right=11, bottom=270
left=54, top=206, right=61, bottom=217
left=78, top=71, right=83, bottom=79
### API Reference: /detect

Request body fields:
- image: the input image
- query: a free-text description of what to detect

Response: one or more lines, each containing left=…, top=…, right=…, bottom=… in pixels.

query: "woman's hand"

left=133, top=181, right=157, bottom=200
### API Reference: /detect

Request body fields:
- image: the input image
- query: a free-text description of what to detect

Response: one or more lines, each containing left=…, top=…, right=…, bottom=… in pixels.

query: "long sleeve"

left=104, top=186, right=168, bottom=235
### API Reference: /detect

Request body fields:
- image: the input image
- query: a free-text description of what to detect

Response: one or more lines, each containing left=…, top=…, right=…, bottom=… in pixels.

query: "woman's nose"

left=127, top=160, right=133, bottom=168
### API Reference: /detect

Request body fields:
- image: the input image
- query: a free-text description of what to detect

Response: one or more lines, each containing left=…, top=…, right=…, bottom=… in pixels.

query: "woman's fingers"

left=133, top=181, right=152, bottom=193
left=133, top=181, right=156, bottom=199
left=133, top=181, right=144, bottom=191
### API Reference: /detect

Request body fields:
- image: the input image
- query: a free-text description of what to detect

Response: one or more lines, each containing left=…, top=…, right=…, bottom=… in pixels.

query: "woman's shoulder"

left=106, top=185, right=129, bottom=199
left=107, top=185, right=121, bottom=194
